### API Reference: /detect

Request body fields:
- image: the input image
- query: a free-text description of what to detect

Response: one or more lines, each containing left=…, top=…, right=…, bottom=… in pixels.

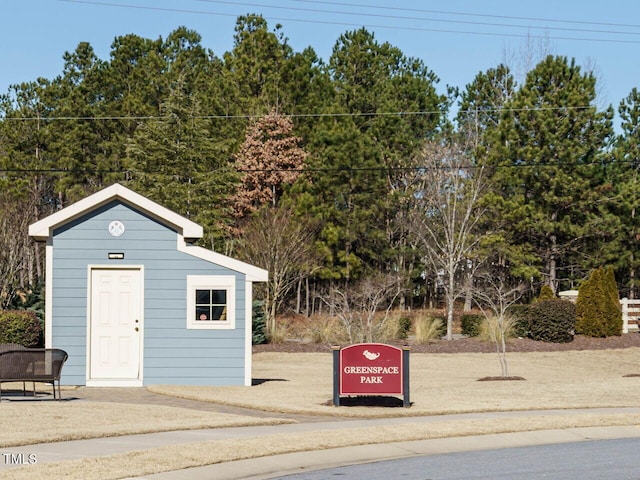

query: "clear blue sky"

left=2, top=0, right=640, bottom=126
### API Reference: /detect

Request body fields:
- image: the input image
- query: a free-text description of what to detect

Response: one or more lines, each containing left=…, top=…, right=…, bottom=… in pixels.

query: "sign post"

left=333, top=343, right=410, bottom=407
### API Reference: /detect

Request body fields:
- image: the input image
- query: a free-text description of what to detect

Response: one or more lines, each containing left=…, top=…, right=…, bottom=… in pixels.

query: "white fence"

left=621, top=298, right=640, bottom=333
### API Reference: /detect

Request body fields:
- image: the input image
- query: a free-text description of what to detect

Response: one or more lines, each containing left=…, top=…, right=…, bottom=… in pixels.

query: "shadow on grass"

left=477, top=376, right=526, bottom=381
left=323, top=396, right=411, bottom=407
left=252, top=378, right=289, bottom=386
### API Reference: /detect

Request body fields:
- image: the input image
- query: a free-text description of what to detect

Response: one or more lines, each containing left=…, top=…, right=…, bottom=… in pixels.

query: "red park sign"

left=333, top=343, right=410, bottom=407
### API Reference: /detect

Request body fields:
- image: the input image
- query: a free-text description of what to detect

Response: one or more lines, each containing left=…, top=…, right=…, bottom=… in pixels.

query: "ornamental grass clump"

left=414, top=316, right=444, bottom=344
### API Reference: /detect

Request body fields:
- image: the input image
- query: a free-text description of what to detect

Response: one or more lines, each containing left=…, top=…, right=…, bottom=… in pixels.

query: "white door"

left=89, top=268, right=142, bottom=384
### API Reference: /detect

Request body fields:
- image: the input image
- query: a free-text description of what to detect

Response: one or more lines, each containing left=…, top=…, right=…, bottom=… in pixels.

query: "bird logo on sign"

left=363, top=350, right=380, bottom=361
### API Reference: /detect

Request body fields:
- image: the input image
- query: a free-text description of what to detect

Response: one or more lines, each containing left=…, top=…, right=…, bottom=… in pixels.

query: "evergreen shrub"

left=536, top=285, right=555, bottom=302
left=396, top=316, right=412, bottom=340
left=576, top=267, right=622, bottom=337
left=252, top=300, right=267, bottom=345
left=0, top=310, right=42, bottom=347
left=461, top=314, right=484, bottom=337
left=527, top=299, right=576, bottom=343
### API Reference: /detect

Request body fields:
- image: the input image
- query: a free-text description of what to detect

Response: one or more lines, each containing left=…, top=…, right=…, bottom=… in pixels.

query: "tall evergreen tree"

left=609, top=88, right=640, bottom=298
left=303, top=28, right=446, bottom=284
left=483, top=55, right=613, bottom=293
left=126, top=73, right=236, bottom=248
left=44, top=42, right=118, bottom=202
left=457, top=64, right=516, bottom=148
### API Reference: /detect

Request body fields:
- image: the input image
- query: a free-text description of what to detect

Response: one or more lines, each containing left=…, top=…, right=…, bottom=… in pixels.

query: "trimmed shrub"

left=536, top=285, right=555, bottom=302
left=461, top=314, right=484, bottom=337
left=0, top=310, right=42, bottom=347
left=396, top=316, right=412, bottom=340
left=576, top=267, right=622, bottom=337
left=527, top=299, right=576, bottom=343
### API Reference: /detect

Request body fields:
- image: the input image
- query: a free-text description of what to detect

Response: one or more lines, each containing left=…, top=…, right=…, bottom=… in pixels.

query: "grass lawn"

left=3, top=349, right=640, bottom=480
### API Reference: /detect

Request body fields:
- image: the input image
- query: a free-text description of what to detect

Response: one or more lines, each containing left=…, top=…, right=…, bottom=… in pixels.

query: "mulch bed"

left=253, top=333, right=640, bottom=354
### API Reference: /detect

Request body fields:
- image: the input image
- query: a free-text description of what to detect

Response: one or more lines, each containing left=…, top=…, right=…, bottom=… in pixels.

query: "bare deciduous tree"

left=473, top=272, right=525, bottom=377
left=237, top=206, right=318, bottom=339
left=0, top=193, right=39, bottom=308
left=326, top=273, right=403, bottom=344
left=412, top=138, right=487, bottom=340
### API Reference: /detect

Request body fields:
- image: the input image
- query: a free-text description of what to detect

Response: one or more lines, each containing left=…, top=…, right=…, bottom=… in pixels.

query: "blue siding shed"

left=28, top=184, right=267, bottom=387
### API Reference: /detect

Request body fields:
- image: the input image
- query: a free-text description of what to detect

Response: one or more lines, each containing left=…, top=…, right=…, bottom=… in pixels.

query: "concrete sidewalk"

left=2, top=406, right=640, bottom=479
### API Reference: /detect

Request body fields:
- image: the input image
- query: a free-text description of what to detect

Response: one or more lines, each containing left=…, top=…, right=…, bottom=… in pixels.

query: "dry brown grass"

left=4, top=349, right=640, bottom=480
left=414, top=316, right=444, bottom=344
left=0, top=402, right=292, bottom=448
left=5, top=413, right=640, bottom=480
left=148, top=349, right=640, bottom=416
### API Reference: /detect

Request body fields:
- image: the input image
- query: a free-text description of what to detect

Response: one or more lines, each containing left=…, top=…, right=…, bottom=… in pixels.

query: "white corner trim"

left=244, top=280, right=253, bottom=387
left=177, top=237, right=268, bottom=282
left=44, top=241, right=53, bottom=348
left=29, top=183, right=203, bottom=241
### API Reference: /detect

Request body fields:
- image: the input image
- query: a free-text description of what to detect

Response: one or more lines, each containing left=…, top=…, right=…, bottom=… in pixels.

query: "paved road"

left=272, top=438, right=640, bottom=480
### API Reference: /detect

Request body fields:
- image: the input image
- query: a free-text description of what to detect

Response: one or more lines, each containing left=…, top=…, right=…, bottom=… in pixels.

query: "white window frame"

left=186, top=275, right=236, bottom=330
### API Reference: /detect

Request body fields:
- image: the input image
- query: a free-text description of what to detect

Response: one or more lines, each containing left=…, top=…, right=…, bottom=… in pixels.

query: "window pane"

left=196, top=306, right=211, bottom=321
left=211, top=290, right=227, bottom=305
left=196, top=289, right=210, bottom=304
left=211, top=306, right=227, bottom=321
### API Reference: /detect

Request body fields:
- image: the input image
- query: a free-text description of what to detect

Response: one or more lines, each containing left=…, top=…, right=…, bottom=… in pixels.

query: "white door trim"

left=86, top=265, right=144, bottom=387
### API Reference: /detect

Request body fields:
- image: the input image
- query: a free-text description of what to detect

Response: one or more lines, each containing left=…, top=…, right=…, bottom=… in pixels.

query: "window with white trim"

left=187, top=275, right=236, bottom=329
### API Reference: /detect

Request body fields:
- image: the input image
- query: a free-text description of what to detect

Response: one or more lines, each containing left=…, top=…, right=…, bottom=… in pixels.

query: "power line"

left=57, top=0, right=640, bottom=45
left=194, top=0, right=640, bottom=38
left=289, top=0, right=640, bottom=30
left=0, top=105, right=597, bottom=122
left=0, top=159, right=632, bottom=175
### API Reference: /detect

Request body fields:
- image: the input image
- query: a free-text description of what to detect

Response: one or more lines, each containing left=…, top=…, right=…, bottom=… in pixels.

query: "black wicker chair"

left=0, top=347, right=68, bottom=400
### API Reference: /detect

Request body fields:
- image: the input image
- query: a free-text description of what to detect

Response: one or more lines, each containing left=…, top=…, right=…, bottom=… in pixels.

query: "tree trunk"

left=295, top=277, right=302, bottom=314
left=463, top=269, right=473, bottom=312
left=305, top=277, right=310, bottom=317
left=548, top=211, right=558, bottom=294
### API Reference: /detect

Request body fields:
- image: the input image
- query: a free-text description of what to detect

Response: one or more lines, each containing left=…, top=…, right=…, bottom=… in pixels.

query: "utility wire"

left=57, top=0, right=640, bottom=44
left=0, top=159, right=632, bottom=175
left=194, top=0, right=640, bottom=37
left=0, top=105, right=597, bottom=122
left=289, top=0, right=640, bottom=30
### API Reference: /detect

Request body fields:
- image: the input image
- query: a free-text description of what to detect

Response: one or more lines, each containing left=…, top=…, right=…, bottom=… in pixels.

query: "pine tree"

left=608, top=88, right=640, bottom=298
left=231, top=109, right=306, bottom=224
left=483, top=56, right=614, bottom=292
left=126, top=73, right=237, bottom=248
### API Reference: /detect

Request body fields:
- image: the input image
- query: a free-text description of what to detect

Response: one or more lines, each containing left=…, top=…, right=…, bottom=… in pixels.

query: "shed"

left=28, top=184, right=267, bottom=387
